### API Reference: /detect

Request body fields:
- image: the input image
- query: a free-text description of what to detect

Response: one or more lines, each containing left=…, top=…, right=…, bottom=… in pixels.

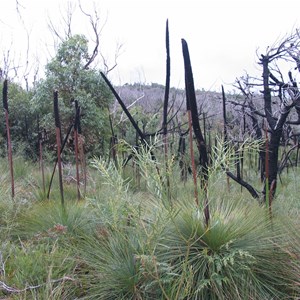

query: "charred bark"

left=182, top=38, right=209, bottom=225
left=163, top=19, right=171, bottom=201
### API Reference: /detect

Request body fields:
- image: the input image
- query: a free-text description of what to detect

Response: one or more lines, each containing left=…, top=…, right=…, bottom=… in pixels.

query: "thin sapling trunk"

left=2, top=79, right=14, bottom=199
left=222, top=85, right=230, bottom=191
left=53, top=91, right=64, bottom=208
left=47, top=121, right=74, bottom=199
left=74, top=102, right=81, bottom=201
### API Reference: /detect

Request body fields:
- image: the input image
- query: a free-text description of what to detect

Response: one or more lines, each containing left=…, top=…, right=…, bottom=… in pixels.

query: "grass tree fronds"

left=77, top=228, right=168, bottom=300
left=2, top=79, right=14, bottom=199
left=182, top=38, right=209, bottom=226
left=158, top=200, right=300, bottom=299
left=91, top=155, right=129, bottom=200
left=53, top=91, right=64, bottom=208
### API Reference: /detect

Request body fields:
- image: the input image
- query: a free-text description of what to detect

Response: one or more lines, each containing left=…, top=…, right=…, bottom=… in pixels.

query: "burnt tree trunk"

left=182, top=38, right=210, bottom=226
left=266, top=128, right=283, bottom=198
left=261, top=55, right=292, bottom=200
left=2, top=79, right=14, bottom=199
left=163, top=19, right=171, bottom=201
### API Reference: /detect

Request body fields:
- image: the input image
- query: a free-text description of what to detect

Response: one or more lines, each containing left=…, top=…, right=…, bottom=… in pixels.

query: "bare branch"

left=100, top=42, right=123, bottom=74
left=47, top=18, right=64, bottom=42
left=78, top=1, right=103, bottom=69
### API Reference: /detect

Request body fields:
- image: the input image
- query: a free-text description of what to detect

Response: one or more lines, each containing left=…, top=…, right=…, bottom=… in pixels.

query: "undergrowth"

left=1, top=141, right=300, bottom=299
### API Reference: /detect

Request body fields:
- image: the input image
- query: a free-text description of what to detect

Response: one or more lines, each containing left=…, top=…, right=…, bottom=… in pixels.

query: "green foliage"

left=1, top=241, right=78, bottom=299
left=14, top=201, right=95, bottom=242
left=77, top=230, right=165, bottom=300
left=2, top=151, right=300, bottom=299
left=114, top=105, right=161, bottom=146
left=32, top=34, right=113, bottom=156
left=0, top=81, right=37, bottom=159
left=88, top=156, right=144, bottom=233
left=156, top=200, right=300, bottom=299
left=91, top=156, right=130, bottom=197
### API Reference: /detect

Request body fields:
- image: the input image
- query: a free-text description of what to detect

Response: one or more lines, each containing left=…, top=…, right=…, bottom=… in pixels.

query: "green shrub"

left=1, top=241, right=78, bottom=299
left=156, top=200, right=300, bottom=299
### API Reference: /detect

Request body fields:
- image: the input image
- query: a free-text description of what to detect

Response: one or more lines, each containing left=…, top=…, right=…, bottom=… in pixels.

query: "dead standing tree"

left=182, top=39, right=210, bottom=226
left=2, top=79, right=14, bottom=199
left=163, top=20, right=171, bottom=201
left=259, top=32, right=300, bottom=200
left=233, top=30, right=300, bottom=201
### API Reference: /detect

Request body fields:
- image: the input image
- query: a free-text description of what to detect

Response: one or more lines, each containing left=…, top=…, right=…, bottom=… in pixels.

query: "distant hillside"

left=111, top=82, right=266, bottom=142
left=114, top=82, right=224, bottom=118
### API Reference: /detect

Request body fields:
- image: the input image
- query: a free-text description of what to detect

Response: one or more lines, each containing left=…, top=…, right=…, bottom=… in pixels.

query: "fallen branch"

left=0, top=276, right=76, bottom=294
left=225, top=169, right=260, bottom=199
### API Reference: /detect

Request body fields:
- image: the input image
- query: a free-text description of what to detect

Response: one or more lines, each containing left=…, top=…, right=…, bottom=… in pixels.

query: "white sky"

left=1, top=0, right=300, bottom=91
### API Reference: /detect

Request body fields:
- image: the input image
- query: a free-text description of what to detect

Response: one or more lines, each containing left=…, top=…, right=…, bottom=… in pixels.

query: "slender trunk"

left=178, top=133, right=187, bottom=182
left=53, top=91, right=64, bottom=207
left=108, top=107, right=118, bottom=167
left=74, top=106, right=81, bottom=201
left=101, top=72, right=160, bottom=177
left=39, top=139, right=46, bottom=196
left=266, top=129, right=282, bottom=199
left=163, top=19, right=171, bottom=202
left=2, top=80, right=14, bottom=199
left=47, top=121, right=74, bottom=199
left=222, top=85, right=230, bottom=191
left=296, top=142, right=299, bottom=167
left=187, top=110, right=199, bottom=206
left=264, top=122, right=269, bottom=203
left=221, top=85, right=228, bottom=144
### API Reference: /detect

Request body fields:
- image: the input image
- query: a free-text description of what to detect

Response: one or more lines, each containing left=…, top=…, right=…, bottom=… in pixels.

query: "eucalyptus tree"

left=32, top=34, right=113, bottom=156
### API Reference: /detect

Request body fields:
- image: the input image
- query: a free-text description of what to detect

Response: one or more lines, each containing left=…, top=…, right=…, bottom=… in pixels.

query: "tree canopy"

left=32, top=34, right=113, bottom=155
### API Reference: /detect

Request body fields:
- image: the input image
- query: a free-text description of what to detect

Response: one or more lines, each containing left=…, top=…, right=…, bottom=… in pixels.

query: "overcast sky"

left=1, top=0, right=300, bottom=91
